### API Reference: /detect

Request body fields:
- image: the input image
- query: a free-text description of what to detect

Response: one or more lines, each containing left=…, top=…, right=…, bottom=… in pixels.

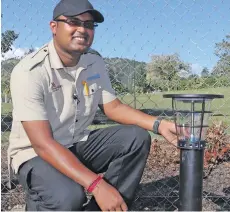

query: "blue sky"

left=2, top=0, right=230, bottom=74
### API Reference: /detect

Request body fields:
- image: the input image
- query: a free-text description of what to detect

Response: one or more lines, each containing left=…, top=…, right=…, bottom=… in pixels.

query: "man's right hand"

left=92, top=179, right=128, bottom=211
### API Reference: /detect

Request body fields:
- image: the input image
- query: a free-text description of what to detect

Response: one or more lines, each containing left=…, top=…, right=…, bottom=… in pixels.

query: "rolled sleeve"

left=10, top=69, right=48, bottom=121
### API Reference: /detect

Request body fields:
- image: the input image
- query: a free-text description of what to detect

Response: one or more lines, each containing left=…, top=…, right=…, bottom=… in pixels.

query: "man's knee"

left=38, top=185, right=87, bottom=211
left=131, top=125, right=151, bottom=150
left=121, top=125, right=151, bottom=152
left=132, top=125, right=151, bottom=141
left=20, top=158, right=87, bottom=211
left=53, top=187, right=86, bottom=211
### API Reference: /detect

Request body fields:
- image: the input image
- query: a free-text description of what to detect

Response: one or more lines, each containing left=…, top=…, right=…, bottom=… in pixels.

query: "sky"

left=2, top=0, right=230, bottom=74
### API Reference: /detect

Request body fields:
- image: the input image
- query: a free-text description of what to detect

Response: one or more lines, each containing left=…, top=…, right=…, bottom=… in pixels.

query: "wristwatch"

left=153, top=117, right=163, bottom=134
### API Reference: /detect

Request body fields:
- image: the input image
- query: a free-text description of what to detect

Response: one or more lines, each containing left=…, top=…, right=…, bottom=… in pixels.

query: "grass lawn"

left=2, top=87, right=229, bottom=115
left=118, top=87, right=229, bottom=114
left=1, top=103, right=12, bottom=115
left=2, top=87, right=230, bottom=143
left=118, top=87, right=230, bottom=125
left=1, top=131, right=11, bottom=144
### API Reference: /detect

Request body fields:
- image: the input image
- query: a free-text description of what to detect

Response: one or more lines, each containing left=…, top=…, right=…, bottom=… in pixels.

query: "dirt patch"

left=130, top=139, right=230, bottom=211
left=1, top=141, right=230, bottom=211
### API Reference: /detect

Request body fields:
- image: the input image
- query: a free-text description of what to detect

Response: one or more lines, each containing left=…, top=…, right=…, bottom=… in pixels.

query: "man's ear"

left=50, top=21, right=57, bottom=35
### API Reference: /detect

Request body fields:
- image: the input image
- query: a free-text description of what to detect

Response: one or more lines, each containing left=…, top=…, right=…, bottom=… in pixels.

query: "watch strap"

left=153, top=117, right=163, bottom=134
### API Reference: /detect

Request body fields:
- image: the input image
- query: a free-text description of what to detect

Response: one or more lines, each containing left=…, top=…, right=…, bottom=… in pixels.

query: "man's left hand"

left=158, top=120, right=178, bottom=146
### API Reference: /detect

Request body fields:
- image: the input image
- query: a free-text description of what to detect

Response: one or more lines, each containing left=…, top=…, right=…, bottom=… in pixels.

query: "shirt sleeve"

left=10, top=68, right=48, bottom=121
left=98, top=59, right=117, bottom=105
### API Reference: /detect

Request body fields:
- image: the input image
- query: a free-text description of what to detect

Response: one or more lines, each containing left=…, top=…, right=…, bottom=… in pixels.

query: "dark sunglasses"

left=54, top=17, right=98, bottom=30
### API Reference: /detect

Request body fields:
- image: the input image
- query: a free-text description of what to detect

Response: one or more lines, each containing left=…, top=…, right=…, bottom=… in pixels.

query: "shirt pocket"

left=83, top=83, right=102, bottom=116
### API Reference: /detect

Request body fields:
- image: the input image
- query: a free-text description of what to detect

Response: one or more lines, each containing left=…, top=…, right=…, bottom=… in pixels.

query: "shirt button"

left=75, top=119, right=78, bottom=122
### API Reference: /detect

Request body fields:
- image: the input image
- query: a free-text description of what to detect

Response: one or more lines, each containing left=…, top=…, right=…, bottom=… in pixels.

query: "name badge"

left=87, top=73, right=100, bottom=81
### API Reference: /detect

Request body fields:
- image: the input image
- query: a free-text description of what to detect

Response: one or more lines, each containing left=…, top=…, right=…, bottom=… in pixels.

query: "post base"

left=179, top=149, right=204, bottom=211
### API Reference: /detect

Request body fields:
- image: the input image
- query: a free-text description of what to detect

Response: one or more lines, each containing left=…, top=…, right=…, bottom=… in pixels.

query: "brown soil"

left=1, top=141, right=230, bottom=211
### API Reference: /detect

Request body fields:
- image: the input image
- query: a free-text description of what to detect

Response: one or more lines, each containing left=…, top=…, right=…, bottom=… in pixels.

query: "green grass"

left=118, top=87, right=229, bottom=113
left=1, top=131, right=11, bottom=144
left=3, top=87, right=229, bottom=115
left=118, top=87, right=230, bottom=125
left=2, top=87, right=230, bottom=143
left=1, top=103, right=12, bottom=115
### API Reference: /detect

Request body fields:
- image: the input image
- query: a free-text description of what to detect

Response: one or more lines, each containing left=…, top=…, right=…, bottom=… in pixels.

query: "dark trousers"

left=18, top=125, right=151, bottom=211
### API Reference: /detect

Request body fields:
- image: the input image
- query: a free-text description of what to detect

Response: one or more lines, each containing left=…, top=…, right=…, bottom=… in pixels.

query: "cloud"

left=191, top=63, right=203, bottom=76
left=1, top=46, right=39, bottom=60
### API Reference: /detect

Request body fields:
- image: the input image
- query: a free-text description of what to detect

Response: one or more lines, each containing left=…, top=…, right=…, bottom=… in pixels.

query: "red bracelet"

left=87, top=175, right=103, bottom=193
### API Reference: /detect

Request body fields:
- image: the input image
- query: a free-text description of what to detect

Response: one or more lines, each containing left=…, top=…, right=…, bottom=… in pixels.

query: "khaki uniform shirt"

left=8, top=40, right=116, bottom=174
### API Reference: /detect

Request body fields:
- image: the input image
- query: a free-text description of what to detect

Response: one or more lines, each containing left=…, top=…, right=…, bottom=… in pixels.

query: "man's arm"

left=99, top=98, right=177, bottom=145
left=22, top=120, right=98, bottom=188
left=22, top=119, right=128, bottom=211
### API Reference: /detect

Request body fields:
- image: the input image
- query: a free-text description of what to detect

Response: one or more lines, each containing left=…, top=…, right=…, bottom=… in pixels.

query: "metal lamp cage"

left=163, top=94, right=224, bottom=150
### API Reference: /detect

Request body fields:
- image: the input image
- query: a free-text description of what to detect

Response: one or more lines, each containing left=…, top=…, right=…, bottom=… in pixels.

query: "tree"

left=1, top=58, right=20, bottom=102
left=212, top=59, right=230, bottom=76
left=1, top=30, right=19, bottom=54
left=1, top=74, right=11, bottom=103
left=105, top=57, right=147, bottom=94
left=1, top=29, right=19, bottom=102
left=212, top=34, right=230, bottom=76
left=132, top=61, right=147, bottom=93
left=215, top=34, right=230, bottom=58
left=201, top=67, right=209, bottom=77
left=24, top=47, right=36, bottom=55
left=146, top=53, right=191, bottom=91
left=105, top=58, right=129, bottom=94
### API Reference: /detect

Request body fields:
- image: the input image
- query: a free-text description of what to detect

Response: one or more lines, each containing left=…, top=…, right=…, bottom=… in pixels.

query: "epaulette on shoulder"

left=86, top=48, right=102, bottom=57
left=27, top=44, right=49, bottom=71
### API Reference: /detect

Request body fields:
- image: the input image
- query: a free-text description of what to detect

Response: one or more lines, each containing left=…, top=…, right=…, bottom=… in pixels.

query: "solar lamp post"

left=163, top=94, right=224, bottom=211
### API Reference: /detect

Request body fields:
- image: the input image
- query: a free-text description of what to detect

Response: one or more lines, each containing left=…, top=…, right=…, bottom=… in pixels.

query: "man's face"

left=50, top=13, right=95, bottom=54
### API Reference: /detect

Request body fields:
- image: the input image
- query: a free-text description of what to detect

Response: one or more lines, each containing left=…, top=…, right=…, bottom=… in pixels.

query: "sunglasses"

left=54, top=18, right=98, bottom=30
